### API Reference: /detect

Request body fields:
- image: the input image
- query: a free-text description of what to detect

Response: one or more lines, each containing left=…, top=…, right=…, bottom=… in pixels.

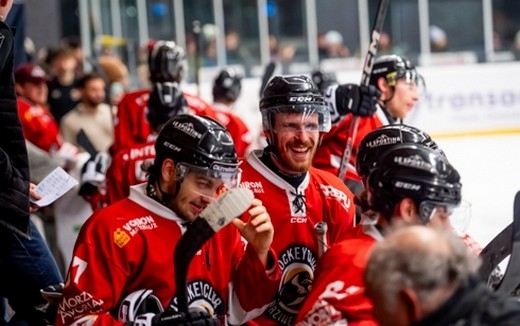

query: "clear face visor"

left=262, top=105, right=332, bottom=133
left=419, top=200, right=464, bottom=226
left=388, top=70, right=426, bottom=96
left=175, top=162, right=242, bottom=195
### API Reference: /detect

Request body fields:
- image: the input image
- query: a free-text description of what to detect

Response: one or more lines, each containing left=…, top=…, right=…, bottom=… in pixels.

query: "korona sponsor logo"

left=394, top=155, right=433, bottom=171
left=122, top=215, right=158, bottom=236
left=366, top=134, right=401, bottom=148
left=265, top=245, right=317, bottom=326
left=239, top=181, right=264, bottom=194
left=58, top=291, right=104, bottom=324
left=171, top=121, right=202, bottom=139
left=169, top=279, right=225, bottom=318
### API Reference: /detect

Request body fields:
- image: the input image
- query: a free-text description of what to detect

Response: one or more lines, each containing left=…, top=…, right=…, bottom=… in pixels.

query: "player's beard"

left=274, top=138, right=316, bottom=174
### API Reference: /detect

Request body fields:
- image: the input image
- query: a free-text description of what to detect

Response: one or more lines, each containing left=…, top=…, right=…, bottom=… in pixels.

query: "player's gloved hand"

left=325, top=83, right=380, bottom=123
left=36, top=283, right=64, bottom=325
left=79, top=152, right=111, bottom=197
left=126, top=310, right=218, bottom=326
left=79, top=152, right=111, bottom=210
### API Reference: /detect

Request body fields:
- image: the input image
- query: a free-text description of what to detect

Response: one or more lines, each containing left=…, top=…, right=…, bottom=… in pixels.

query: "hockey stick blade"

left=337, top=0, right=390, bottom=178
left=478, top=222, right=512, bottom=283
left=496, top=190, right=520, bottom=294
left=174, top=188, right=255, bottom=313
left=76, top=129, right=99, bottom=157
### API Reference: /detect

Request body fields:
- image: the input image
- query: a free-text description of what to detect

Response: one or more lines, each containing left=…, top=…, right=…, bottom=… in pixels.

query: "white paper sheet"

left=31, top=167, right=78, bottom=207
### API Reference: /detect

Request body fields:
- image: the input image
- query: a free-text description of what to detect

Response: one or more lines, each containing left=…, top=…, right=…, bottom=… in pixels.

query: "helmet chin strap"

left=146, top=176, right=181, bottom=207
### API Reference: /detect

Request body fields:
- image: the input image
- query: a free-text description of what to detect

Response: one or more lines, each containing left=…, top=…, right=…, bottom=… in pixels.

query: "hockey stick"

left=174, top=188, right=255, bottom=313
left=314, top=221, right=328, bottom=258
left=337, top=0, right=389, bottom=178
left=76, top=129, right=98, bottom=157
left=478, top=222, right=512, bottom=284
left=495, top=190, right=520, bottom=294
left=192, top=20, right=201, bottom=96
left=259, top=61, right=277, bottom=97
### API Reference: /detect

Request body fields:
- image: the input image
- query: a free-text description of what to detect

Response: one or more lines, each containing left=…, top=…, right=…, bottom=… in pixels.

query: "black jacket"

left=413, top=277, right=520, bottom=326
left=0, top=20, right=31, bottom=237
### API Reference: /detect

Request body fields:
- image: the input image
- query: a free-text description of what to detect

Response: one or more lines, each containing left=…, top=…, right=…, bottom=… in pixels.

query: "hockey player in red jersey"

left=313, top=55, right=424, bottom=193
left=106, top=82, right=189, bottom=204
left=296, top=143, right=463, bottom=326
left=238, top=75, right=360, bottom=326
left=14, top=63, right=62, bottom=152
left=57, top=115, right=280, bottom=326
left=112, top=40, right=216, bottom=154
left=211, top=67, right=253, bottom=158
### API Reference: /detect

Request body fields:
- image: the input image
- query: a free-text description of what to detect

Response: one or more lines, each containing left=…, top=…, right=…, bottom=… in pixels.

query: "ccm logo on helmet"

left=395, top=181, right=421, bottom=191
left=288, top=96, right=313, bottom=103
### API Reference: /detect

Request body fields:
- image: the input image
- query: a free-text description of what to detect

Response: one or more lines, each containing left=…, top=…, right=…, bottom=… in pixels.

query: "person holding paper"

left=0, top=1, right=63, bottom=324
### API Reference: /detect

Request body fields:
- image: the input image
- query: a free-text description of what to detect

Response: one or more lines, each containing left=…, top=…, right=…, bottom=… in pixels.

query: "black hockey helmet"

left=356, top=124, right=442, bottom=181
left=148, top=40, right=186, bottom=83
left=369, top=55, right=423, bottom=88
left=155, top=114, right=241, bottom=189
left=367, top=143, right=461, bottom=223
left=212, top=67, right=243, bottom=102
left=146, top=82, right=189, bottom=131
left=311, top=69, right=338, bottom=95
left=259, top=75, right=331, bottom=132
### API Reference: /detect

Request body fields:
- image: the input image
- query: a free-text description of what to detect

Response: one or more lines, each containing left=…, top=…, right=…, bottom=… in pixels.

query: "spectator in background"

left=47, top=47, right=81, bottom=124
left=60, top=72, right=113, bottom=154
left=14, top=63, right=62, bottom=153
left=324, top=30, right=350, bottom=58
left=0, top=2, right=63, bottom=324
left=97, top=55, right=130, bottom=106
left=429, top=25, right=448, bottom=53
left=60, top=35, right=85, bottom=77
left=365, top=226, right=520, bottom=326
left=512, top=31, right=520, bottom=60
left=317, top=32, right=329, bottom=60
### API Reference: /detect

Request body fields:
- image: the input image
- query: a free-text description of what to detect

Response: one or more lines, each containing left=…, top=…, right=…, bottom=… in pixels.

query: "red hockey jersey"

left=212, top=103, right=252, bottom=159
left=313, top=105, right=391, bottom=182
left=295, top=224, right=381, bottom=326
left=112, top=89, right=217, bottom=154
left=105, top=141, right=155, bottom=204
left=17, top=98, right=62, bottom=152
left=239, top=151, right=357, bottom=326
left=56, top=184, right=280, bottom=326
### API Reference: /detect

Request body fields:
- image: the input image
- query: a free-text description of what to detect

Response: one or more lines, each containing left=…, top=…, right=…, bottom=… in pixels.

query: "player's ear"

left=161, top=158, right=176, bottom=183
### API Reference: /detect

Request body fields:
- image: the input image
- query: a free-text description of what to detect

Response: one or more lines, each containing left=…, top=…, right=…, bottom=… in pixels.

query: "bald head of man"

left=364, top=226, right=480, bottom=326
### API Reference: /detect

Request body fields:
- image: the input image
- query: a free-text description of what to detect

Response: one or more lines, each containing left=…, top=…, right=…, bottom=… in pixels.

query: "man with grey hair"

left=365, top=225, right=520, bottom=326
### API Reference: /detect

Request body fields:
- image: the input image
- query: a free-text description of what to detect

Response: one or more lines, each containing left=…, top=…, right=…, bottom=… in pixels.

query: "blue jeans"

left=0, top=220, right=63, bottom=326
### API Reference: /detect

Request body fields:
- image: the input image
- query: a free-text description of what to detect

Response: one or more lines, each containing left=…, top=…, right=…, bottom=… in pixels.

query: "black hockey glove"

left=126, top=310, right=218, bottom=326
left=78, top=151, right=111, bottom=197
left=325, top=83, right=380, bottom=123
